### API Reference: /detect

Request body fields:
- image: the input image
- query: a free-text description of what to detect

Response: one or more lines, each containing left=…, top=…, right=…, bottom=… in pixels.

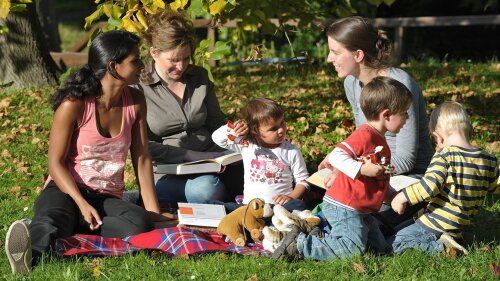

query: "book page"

left=177, top=203, right=226, bottom=228
left=305, top=168, right=331, bottom=190
left=389, top=175, right=420, bottom=192
left=217, top=152, right=242, bottom=166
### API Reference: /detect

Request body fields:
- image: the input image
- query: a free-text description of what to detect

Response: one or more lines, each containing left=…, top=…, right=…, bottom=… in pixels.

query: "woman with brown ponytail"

left=319, top=16, right=434, bottom=234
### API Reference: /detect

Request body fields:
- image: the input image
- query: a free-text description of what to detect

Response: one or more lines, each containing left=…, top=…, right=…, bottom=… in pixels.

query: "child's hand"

left=318, top=157, right=333, bottom=170
left=273, top=194, right=292, bottom=205
left=359, top=161, right=385, bottom=177
left=390, top=192, right=408, bottom=215
left=233, top=120, right=249, bottom=136
left=324, top=168, right=339, bottom=189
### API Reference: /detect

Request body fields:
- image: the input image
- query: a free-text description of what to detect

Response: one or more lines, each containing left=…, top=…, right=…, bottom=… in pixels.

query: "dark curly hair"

left=240, top=98, right=284, bottom=145
left=51, top=30, right=140, bottom=110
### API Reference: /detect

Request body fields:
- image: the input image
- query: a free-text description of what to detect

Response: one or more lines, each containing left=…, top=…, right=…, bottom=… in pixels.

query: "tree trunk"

left=36, top=0, right=61, bottom=52
left=0, top=3, right=59, bottom=87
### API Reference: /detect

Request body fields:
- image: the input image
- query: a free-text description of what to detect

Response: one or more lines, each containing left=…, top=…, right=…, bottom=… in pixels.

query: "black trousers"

left=29, top=182, right=154, bottom=260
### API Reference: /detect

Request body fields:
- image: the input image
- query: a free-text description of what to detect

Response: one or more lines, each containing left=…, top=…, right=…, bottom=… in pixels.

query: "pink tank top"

left=45, top=88, right=136, bottom=198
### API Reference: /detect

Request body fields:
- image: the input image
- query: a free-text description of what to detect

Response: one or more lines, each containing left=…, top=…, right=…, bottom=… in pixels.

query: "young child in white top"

left=212, top=98, right=309, bottom=210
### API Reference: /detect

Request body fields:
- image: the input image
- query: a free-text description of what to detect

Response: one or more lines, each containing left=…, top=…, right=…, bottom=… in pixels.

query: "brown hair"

left=326, top=16, right=392, bottom=69
left=140, top=10, right=196, bottom=82
left=361, top=76, right=413, bottom=121
left=240, top=98, right=284, bottom=144
left=429, top=101, right=472, bottom=140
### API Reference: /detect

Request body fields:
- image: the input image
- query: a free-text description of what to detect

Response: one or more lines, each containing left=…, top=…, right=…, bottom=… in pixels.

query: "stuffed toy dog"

left=262, top=205, right=321, bottom=252
left=217, top=198, right=273, bottom=246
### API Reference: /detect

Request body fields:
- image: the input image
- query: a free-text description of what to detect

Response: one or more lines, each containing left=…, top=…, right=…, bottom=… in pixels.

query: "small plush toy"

left=226, top=120, right=249, bottom=146
left=217, top=198, right=273, bottom=246
left=262, top=205, right=321, bottom=252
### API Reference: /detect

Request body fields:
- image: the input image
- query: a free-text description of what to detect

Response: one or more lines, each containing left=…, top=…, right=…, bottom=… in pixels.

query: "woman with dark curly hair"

left=5, top=30, right=166, bottom=274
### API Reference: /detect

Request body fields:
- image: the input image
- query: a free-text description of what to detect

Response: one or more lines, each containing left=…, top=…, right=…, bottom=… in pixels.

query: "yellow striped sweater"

left=403, top=146, right=499, bottom=238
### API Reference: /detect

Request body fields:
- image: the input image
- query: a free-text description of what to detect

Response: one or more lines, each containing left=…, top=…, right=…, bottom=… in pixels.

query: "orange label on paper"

left=178, top=207, right=194, bottom=215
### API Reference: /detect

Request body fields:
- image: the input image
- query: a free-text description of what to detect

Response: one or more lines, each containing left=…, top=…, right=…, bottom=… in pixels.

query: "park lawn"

left=0, top=60, right=499, bottom=280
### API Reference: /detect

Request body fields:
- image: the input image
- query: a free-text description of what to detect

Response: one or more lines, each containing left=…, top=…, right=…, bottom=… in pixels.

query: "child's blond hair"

left=360, top=76, right=413, bottom=121
left=429, top=101, right=472, bottom=140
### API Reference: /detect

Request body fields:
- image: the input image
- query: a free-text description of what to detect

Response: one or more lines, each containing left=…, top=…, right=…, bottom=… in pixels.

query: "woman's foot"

left=5, top=220, right=31, bottom=274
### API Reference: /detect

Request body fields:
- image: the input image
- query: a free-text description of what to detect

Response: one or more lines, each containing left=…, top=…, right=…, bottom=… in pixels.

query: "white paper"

left=389, top=175, right=420, bottom=192
left=177, top=203, right=226, bottom=228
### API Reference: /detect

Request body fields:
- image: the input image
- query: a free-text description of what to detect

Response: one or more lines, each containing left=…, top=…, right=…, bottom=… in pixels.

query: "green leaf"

left=252, top=9, right=266, bottom=21
left=112, top=4, right=122, bottom=18
left=203, top=41, right=231, bottom=61
left=107, top=17, right=122, bottom=28
left=102, top=3, right=113, bottom=18
left=260, top=21, right=277, bottom=35
left=84, top=6, right=103, bottom=29
left=202, top=63, right=214, bottom=82
left=198, top=38, right=213, bottom=50
left=382, top=0, right=396, bottom=5
left=9, top=3, right=27, bottom=12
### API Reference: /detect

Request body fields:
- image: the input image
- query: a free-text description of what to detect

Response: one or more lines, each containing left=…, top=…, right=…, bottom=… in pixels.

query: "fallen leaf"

left=351, top=262, right=366, bottom=274
left=32, top=137, right=40, bottom=144
left=246, top=274, right=259, bottom=281
left=92, top=266, right=101, bottom=277
left=443, top=247, right=458, bottom=258
left=490, top=263, right=500, bottom=277
left=8, top=186, right=21, bottom=195
left=479, top=245, right=491, bottom=252
left=468, top=267, right=476, bottom=276
left=0, top=97, right=11, bottom=108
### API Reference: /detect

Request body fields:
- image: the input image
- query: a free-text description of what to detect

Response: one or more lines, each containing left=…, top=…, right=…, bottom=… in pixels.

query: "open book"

left=306, top=168, right=420, bottom=191
left=155, top=152, right=242, bottom=175
left=177, top=203, right=226, bottom=228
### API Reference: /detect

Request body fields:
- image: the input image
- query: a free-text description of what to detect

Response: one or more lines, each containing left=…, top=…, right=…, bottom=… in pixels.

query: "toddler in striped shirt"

left=389, top=101, right=499, bottom=255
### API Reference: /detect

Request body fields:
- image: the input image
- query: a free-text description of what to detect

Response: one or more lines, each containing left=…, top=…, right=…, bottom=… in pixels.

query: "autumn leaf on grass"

left=0, top=97, right=10, bottom=108
left=92, top=266, right=101, bottom=277
left=9, top=185, right=21, bottom=195
left=468, top=267, right=476, bottom=277
left=246, top=274, right=259, bottom=281
left=490, top=263, right=500, bottom=277
left=351, top=261, right=366, bottom=274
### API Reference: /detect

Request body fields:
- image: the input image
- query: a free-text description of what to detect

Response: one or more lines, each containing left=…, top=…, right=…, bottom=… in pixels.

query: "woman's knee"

left=102, top=207, right=154, bottom=237
left=185, top=175, right=226, bottom=203
left=155, top=175, right=188, bottom=203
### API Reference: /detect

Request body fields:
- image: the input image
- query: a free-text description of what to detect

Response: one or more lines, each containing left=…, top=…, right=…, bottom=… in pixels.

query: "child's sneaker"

left=439, top=233, right=468, bottom=255
left=271, top=225, right=302, bottom=261
left=5, top=220, right=31, bottom=274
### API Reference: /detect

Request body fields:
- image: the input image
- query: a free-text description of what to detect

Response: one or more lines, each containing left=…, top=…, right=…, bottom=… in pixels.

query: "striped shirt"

left=403, top=146, right=499, bottom=238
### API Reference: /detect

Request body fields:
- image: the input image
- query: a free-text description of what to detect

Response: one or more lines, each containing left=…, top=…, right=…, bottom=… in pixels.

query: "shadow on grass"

left=463, top=194, right=500, bottom=247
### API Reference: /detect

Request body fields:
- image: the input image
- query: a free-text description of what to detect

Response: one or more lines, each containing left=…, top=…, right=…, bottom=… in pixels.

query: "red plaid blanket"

left=56, top=227, right=268, bottom=257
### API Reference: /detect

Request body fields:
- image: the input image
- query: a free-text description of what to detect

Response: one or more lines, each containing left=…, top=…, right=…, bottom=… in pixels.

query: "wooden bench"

left=50, top=14, right=500, bottom=68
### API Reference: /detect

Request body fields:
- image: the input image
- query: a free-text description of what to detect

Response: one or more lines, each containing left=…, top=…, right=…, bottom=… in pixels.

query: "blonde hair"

left=361, top=76, right=413, bottom=121
left=429, top=101, right=472, bottom=140
left=326, top=16, right=392, bottom=70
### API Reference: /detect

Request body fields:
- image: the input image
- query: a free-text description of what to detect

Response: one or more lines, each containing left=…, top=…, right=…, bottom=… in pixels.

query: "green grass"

left=0, top=61, right=499, bottom=280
